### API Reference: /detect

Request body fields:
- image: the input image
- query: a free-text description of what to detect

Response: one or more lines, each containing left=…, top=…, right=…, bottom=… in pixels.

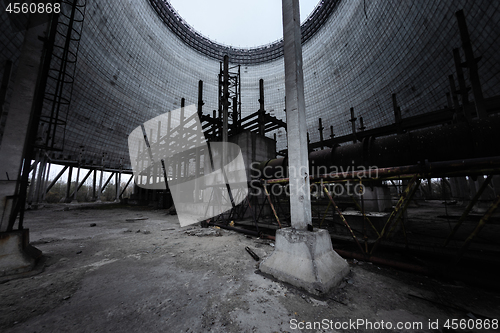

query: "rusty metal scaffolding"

left=218, top=157, right=500, bottom=272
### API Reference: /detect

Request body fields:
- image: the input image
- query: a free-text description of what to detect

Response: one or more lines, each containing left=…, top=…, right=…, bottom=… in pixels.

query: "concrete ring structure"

left=3, top=0, right=500, bottom=170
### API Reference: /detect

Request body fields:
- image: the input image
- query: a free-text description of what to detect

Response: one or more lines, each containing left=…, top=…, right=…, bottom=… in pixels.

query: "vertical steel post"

left=197, top=80, right=204, bottom=117
left=392, top=94, right=402, bottom=134
left=73, top=150, right=82, bottom=202
left=456, top=10, right=486, bottom=119
left=92, top=168, right=97, bottom=201
left=259, top=79, right=265, bottom=135
left=448, top=74, right=461, bottom=122
left=65, top=166, right=73, bottom=201
left=27, top=150, right=41, bottom=204
left=157, top=121, right=161, bottom=184
left=358, top=117, right=366, bottom=131
left=97, top=154, right=104, bottom=201
left=222, top=56, right=229, bottom=143
left=349, top=107, right=357, bottom=142
left=33, top=152, right=48, bottom=206
left=318, top=118, right=324, bottom=149
left=232, top=96, right=238, bottom=131
left=41, top=160, right=51, bottom=202
left=453, top=48, right=471, bottom=120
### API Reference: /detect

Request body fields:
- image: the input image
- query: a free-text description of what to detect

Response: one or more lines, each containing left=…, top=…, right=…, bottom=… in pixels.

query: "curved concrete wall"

left=3, top=0, right=500, bottom=169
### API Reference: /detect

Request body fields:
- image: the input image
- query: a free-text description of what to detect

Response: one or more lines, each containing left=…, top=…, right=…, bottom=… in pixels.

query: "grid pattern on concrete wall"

left=299, top=0, right=500, bottom=147
left=65, top=0, right=222, bottom=168
left=3, top=0, right=499, bottom=169
left=148, top=0, right=341, bottom=65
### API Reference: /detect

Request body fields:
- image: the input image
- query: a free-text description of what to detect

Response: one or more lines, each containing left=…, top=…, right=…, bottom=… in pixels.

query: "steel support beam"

left=120, top=175, right=134, bottom=198
left=101, top=172, right=114, bottom=193
left=45, top=165, right=68, bottom=194
left=258, top=79, right=265, bottom=135
left=65, top=166, right=73, bottom=201
left=69, top=169, right=92, bottom=199
left=444, top=174, right=493, bottom=247
left=456, top=10, right=486, bottom=119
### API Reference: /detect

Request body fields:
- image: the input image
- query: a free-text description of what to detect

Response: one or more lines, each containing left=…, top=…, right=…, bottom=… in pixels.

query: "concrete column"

left=63, top=166, right=73, bottom=203
left=72, top=165, right=80, bottom=202
left=92, top=169, right=97, bottom=201
left=97, top=154, right=104, bottom=202
left=0, top=19, right=48, bottom=230
left=281, top=0, right=311, bottom=230
left=115, top=170, right=121, bottom=201
left=260, top=0, right=349, bottom=295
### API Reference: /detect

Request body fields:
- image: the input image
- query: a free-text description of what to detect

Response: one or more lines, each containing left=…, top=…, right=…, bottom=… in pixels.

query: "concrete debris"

left=310, top=298, right=329, bottom=307
left=185, top=228, right=222, bottom=237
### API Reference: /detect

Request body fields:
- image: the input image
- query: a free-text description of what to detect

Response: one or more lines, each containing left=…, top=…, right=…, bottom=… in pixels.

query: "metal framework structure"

left=6, top=0, right=87, bottom=232
left=13, top=8, right=500, bottom=277
left=200, top=10, right=500, bottom=274
left=223, top=157, right=500, bottom=269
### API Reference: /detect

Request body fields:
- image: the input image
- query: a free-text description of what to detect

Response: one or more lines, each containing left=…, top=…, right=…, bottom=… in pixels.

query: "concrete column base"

left=0, top=229, right=42, bottom=276
left=260, top=228, right=349, bottom=294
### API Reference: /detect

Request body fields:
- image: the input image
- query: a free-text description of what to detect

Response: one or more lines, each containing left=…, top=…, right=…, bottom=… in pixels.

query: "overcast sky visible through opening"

left=169, top=0, right=320, bottom=47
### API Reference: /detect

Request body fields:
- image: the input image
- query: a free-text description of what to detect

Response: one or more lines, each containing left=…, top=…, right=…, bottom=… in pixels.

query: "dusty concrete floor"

left=1, top=204, right=499, bottom=332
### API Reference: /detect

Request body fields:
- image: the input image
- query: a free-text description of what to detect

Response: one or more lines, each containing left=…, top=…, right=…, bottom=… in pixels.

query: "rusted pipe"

left=208, top=222, right=275, bottom=240
left=323, top=184, right=365, bottom=254
left=261, top=156, right=500, bottom=184
left=258, top=117, right=500, bottom=180
left=263, top=183, right=282, bottom=228
left=209, top=222, right=259, bottom=237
